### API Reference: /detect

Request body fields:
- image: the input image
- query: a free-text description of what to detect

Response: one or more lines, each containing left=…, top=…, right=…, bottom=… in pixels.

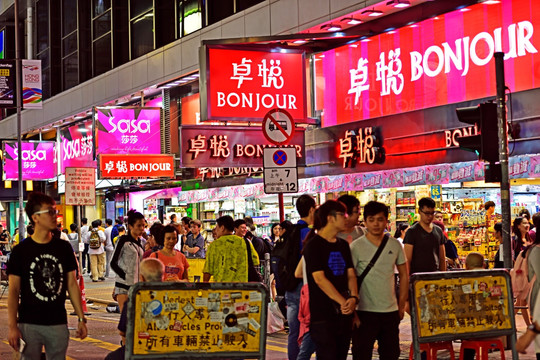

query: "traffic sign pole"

left=278, top=193, right=284, bottom=223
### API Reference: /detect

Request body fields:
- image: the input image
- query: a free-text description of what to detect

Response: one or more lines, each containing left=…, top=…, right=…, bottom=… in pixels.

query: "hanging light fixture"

left=320, top=23, right=342, bottom=31
left=361, top=8, right=383, bottom=17
left=340, top=17, right=362, bottom=25
left=386, top=0, right=411, bottom=8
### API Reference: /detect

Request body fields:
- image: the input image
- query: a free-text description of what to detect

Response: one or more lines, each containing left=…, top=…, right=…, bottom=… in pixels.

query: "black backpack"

left=273, top=222, right=309, bottom=293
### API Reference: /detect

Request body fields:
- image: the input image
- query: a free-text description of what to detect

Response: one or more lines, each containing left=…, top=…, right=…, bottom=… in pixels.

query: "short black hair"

left=418, top=197, right=436, bottom=209
left=234, top=219, right=246, bottom=229
left=115, top=218, right=122, bottom=224
left=117, top=225, right=125, bottom=233
left=91, top=219, right=100, bottom=228
left=181, top=217, right=192, bottom=226
left=106, top=218, right=113, bottom=226
left=82, top=217, right=88, bottom=224
left=363, top=201, right=389, bottom=220
left=484, top=201, right=495, bottom=211
left=494, top=222, right=502, bottom=233
left=533, top=213, right=540, bottom=231
left=337, top=194, right=360, bottom=214
left=24, top=192, right=55, bottom=225
left=296, top=194, right=316, bottom=218
left=70, top=223, right=78, bottom=232
left=217, top=215, right=235, bottom=232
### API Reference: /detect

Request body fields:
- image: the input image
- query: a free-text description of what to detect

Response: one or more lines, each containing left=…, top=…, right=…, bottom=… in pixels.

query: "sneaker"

left=82, top=269, right=87, bottom=274
left=92, top=279, right=98, bottom=282
left=99, top=277, right=105, bottom=281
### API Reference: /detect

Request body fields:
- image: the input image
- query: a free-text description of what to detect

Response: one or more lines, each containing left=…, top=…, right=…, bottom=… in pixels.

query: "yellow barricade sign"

left=125, top=282, right=268, bottom=359
left=409, top=270, right=518, bottom=360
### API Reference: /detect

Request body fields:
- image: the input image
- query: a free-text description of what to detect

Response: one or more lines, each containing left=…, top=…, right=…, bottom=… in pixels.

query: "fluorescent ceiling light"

left=481, top=0, right=500, bottom=3
left=341, top=17, right=362, bottom=25
left=362, top=8, right=383, bottom=17
left=321, top=23, right=342, bottom=31
left=387, top=0, right=411, bottom=8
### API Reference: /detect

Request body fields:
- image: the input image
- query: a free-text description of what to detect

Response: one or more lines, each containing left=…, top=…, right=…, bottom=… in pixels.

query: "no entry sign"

left=262, top=108, right=294, bottom=145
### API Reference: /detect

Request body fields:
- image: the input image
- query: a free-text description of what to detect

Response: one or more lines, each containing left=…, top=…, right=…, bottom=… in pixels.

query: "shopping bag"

left=267, top=301, right=286, bottom=334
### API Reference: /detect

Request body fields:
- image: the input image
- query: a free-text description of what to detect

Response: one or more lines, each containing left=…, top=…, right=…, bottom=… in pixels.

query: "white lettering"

left=108, top=116, right=151, bottom=134
left=442, top=39, right=463, bottom=73
left=517, top=21, right=538, bottom=56
left=215, top=92, right=298, bottom=111
left=423, top=45, right=444, bottom=77
left=470, top=32, right=494, bottom=66
left=217, top=92, right=226, bottom=106
left=410, top=51, right=423, bottom=81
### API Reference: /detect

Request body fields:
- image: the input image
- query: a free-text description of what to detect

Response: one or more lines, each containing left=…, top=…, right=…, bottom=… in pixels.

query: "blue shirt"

left=298, top=220, right=311, bottom=252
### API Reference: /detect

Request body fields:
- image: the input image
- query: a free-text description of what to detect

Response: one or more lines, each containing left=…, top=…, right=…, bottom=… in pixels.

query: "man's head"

left=314, top=200, right=347, bottom=233
left=296, top=194, right=316, bottom=224
left=115, top=218, right=122, bottom=225
left=91, top=220, right=100, bottom=229
left=189, top=219, right=202, bottom=235
left=418, top=197, right=436, bottom=226
left=118, top=225, right=125, bottom=235
left=25, top=192, right=57, bottom=230
left=234, top=219, right=248, bottom=238
left=140, top=258, right=165, bottom=282
left=465, top=252, right=484, bottom=270
left=70, top=223, right=77, bottom=232
left=434, top=210, right=444, bottom=223
left=106, top=218, right=113, bottom=226
left=170, top=214, right=177, bottom=223
left=244, top=216, right=256, bottom=232
left=363, top=201, right=389, bottom=237
left=337, top=194, right=361, bottom=229
left=484, top=201, right=495, bottom=215
left=215, top=215, right=235, bottom=238
left=82, top=217, right=88, bottom=225
left=494, top=222, right=502, bottom=242
left=181, top=217, right=192, bottom=232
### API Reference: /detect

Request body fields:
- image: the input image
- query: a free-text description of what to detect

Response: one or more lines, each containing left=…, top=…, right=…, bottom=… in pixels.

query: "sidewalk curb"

left=87, top=297, right=118, bottom=306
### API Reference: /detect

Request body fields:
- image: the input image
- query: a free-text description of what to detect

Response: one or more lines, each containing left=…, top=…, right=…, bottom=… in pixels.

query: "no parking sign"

left=263, top=147, right=298, bottom=194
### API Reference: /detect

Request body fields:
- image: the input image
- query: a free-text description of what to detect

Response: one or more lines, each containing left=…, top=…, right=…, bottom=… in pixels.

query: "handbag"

left=244, top=238, right=263, bottom=282
left=267, top=301, right=286, bottom=334
left=357, top=233, right=389, bottom=290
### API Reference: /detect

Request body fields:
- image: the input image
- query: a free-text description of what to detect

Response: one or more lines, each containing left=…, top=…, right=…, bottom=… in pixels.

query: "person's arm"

left=438, top=244, right=447, bottom=271
left=66, top=270, right=88, bottom=339
left=396, top=263, right=409, bottom=319
left=516, top=321, right=539, bottom=353
left=312, top=271, right=353, bottom=314
left=294, top=257, right=303, bottom=279
left=7, top=274, right=22, bottom=351
left=184, top=245, right=200, bottom=254
left=342, top=267, right=358, bottom=314
left=111, top=239, right=126, bottom=279
left=404, top=244, right=413, bottom=273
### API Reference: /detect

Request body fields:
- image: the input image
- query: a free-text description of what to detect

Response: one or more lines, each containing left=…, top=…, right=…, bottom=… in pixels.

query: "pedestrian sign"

left=125, top=282, right=268, bottom=359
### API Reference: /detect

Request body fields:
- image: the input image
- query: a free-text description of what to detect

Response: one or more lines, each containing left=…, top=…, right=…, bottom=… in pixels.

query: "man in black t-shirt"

left=7, top=192, right=88, bottom=358
left=303, top=200, right=358, bottom=360
left=403, top=197, right=446, bottom=274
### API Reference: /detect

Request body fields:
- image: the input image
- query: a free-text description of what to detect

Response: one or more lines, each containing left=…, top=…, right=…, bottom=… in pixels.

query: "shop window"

left=62, top=0, right=77, bottom=36
left=130, top=0, right=154, bottom=19
left=93, top=10, right=111, bottom=39
left=130, top=10, right=154, bottom=59
left=236, top=0, right=264, bottom=12
left=179, top=0, right=202, bottom=36
left=37, top=50, right=50, bottom=99
left=62, top=52, right=78, bottom=90
left=206, top=0, right=234, bottom=26
left=36, top=0, right=49, bottom=53
left=93, top=0, right=111, bottom=17
left=93, top=33, right=112, bottom=77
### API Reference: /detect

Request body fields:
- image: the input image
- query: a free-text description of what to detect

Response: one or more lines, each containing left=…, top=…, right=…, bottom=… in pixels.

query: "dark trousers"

left=82, top=244, right=90, bottom=270
left=310, top=314, right=353, bottom=360
left=352, top=310, right=401, bottom=360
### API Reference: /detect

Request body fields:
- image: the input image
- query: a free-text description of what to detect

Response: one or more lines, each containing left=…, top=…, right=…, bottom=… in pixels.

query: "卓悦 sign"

left=99, top=154, right=174, bottom=179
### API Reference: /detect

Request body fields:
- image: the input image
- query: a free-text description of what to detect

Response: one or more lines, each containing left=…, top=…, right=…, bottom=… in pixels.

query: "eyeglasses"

left=420, top=209, right=435, bottom=216
left=34, top=208, right=59, bottom=216
left=334, top=212, right=349, bottom=218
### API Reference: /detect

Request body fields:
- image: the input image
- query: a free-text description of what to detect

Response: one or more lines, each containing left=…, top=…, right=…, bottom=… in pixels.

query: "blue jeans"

left=297, top=331, right=317, bottom=360
left=285, top=282, right=302, bottom=360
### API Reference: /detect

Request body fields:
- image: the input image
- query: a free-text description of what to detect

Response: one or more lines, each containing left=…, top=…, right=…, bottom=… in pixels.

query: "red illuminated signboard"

left=99, top=154, right=174, bottom=179
left=201, top=46, right=307, bottom=122
left=317, top=0, right=540, bottom=127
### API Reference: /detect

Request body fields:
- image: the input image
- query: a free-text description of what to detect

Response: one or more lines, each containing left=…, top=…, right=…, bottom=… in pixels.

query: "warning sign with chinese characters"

left=411, top=270, right=514, bottom=341
left=126, top=282, right=267, bottom=359
left=65, top=167, right=96, bottom=206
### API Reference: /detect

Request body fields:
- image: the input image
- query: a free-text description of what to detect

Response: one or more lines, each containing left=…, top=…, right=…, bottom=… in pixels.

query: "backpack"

left=273, top=222, right=309, bottom=293
left=89, top=229, right=101, bottom=249
left=510, top=245, right=538, bottom=301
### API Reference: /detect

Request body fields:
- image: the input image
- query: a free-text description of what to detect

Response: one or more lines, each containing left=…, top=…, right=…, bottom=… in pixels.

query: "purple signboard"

left=60, top=120, right=96, bottom=173
left=95, top=107, right=162, bottom=155
left=3, top=141, right=56, bottom=180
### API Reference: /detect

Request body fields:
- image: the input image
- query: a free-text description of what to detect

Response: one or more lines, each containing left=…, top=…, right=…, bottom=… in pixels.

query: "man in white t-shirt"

left=350, top=201, right=408, bottom=360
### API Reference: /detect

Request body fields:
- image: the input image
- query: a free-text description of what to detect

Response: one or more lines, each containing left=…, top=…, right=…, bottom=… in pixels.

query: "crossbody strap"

left=357, top=234, right=389, bottom=289
left=244, top=238, right=254, bottom=267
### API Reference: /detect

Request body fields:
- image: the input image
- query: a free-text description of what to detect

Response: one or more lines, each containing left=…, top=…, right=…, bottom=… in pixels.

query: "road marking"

left=266, top=344, right=288, bottom=353
left=2, top=340, right=75, bottom=360
left=70, top=336, right=119, bottom=351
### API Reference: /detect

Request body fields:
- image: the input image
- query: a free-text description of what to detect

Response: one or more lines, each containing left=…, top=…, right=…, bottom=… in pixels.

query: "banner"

left=403, top=167, right=426, bottom=187
left=99, top=154, right=174, bottom=179
left=425, top=164, right=450, bottom=185
left=95, top=107, right=162, bottom=155
left=3, top=141, right=56, bottom=180
left=60, top=120, right=95, bottom=173
left=449, top=162, right=476, bottom=182
left=509, top=155, right=530, bottom=179
left=202, top=46, right=306, bottom=122
left=382, top=169, right=404, bottom=188
left=22, top=59, right=42, bottom=109
left=363, top=172, right=383, bottom=189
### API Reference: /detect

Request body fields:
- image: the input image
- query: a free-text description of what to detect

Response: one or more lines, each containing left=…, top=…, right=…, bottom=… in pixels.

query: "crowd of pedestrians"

left=3, top=190, right=540, bottom=359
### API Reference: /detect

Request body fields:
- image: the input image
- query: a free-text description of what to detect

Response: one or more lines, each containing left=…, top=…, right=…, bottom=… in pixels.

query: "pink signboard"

left=3, top=141, right=56, bottom=180
left=317, top=0, right=540, bottom=126
left=60, top=120, right=95, bottom=173
left=95, top=107, right=162, bottom=155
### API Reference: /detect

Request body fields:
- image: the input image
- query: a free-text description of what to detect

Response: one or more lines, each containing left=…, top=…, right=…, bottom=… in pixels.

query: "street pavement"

left=0, top=274, right=537, bottom=359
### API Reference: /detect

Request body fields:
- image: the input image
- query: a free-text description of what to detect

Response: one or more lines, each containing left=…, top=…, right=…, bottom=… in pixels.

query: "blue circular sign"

left=273, top=150, right=287, bottom=166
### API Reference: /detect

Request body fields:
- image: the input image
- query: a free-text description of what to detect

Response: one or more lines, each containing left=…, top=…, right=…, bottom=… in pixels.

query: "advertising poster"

left=509, top=155, right=530, bottom=179
left=65, top=167, right=96, bottom=206
left=99, top=154, right=174, bottom=179
left=449, top=162, right=475, bottom=183
left=363, top=172, right=383, bottom=189
left=0, top=60, right=15, bottom=107
left=403, top=167, right=426, bottom=187
left=60, top=120, right=95, bottom=173
left=382, top=169, right=404, bottom=188
left=425, top=164, right=450, bottom=185
left=3, top=141, right=56, bottom=180
left=22, top=59, right=43, bottom=109
left=529, top=155, right=540, bottom=178
left=95, top=107, right=162, bottom=155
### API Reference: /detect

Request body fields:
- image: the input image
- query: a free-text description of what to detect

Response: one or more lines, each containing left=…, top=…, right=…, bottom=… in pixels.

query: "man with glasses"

left=7, top=192, right=87, bottom=359
left=403, top=197, right=446, bottom=275
left=337, top=194, right=365, bottom=244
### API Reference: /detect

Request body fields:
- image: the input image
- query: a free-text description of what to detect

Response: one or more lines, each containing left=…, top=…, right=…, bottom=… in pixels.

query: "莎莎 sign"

left=60, top=120, right=95, bottom=173
left=318, top=0, right=540, bottom=126
left=3, top=141, right=56, bottom=180
left=201, top=46, right=306, bottom=122
left=94, top=107, right=162, bottom=155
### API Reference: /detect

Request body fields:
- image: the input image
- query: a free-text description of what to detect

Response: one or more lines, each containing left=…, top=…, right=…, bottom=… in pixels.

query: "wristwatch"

left=78, top=317, right=87, bottom=323
left=349, top=295, right=359, bottom=305
left=528, top=324, right=540, bottom=334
